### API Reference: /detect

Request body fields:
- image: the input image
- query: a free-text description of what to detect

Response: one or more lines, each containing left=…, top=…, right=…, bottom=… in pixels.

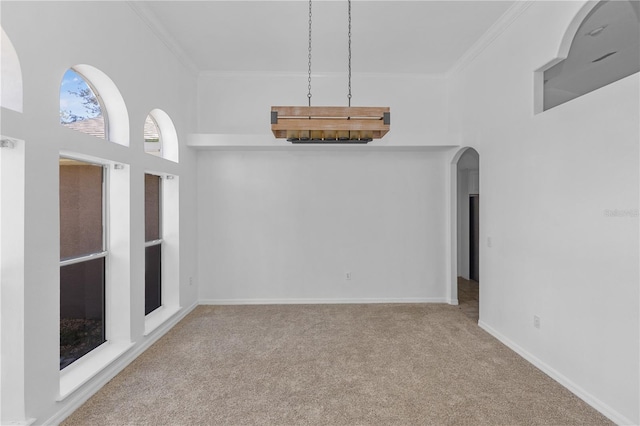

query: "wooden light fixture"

left=271, top=0, right=390, bottom=144
left=271, top=106, right=390, bottom=143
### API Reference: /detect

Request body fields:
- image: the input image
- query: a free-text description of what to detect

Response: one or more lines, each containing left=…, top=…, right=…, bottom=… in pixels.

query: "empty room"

left=0, top=0, right=638, bottom=424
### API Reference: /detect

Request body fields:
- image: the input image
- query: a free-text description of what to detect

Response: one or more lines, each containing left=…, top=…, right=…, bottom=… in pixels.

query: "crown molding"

left=197, top=70, right=448, bottom=79
left=447, top=0, right=536, bottom=77
left=127, top=0, right=534, bottom=80
left=127, top=1, right=200, bottom=76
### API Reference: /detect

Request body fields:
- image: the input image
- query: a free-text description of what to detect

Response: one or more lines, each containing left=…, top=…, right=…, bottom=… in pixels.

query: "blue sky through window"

left=60, top=69, right=102, bottom=124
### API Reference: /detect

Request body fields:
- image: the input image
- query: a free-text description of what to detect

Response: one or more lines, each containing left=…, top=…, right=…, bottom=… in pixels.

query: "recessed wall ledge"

left=58, top=341, right=135, bottom=401
left=144, top=305, right=182, bottom=337
left=187, top=133, right=459, bottom=150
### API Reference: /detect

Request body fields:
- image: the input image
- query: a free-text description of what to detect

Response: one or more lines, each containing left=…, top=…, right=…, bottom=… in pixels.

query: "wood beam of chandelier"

left=271, top=106, right=390, bottom=143
left=270, top=0, right=390, bottom=144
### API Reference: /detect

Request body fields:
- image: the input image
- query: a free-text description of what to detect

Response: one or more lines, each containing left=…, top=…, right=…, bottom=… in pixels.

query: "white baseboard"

left=45, top=302, right=198, bottom=426
left=478, top=320, right=636, bottom=426
left=3, top=419, right=35, bottom=425
left=199, top=297, right=448, bottom=305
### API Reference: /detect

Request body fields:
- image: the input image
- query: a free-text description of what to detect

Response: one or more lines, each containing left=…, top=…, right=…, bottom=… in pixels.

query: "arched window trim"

left=68, top=64, right=130, bottom=146
left=534, top=0, right=639, bottom=113
left=554, top=1, right=602, bottom=62
left=1, top=27, right=23, bottom=113
left=66, top=68, right=110, bottom=141
left=147, top=109, right=179, bottom=163
left=144, top=114, right=163, bottom=157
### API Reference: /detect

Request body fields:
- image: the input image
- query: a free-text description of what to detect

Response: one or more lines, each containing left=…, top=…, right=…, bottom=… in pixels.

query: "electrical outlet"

left=189, top=276, right=193, bottom=286
left=346, top=272, right=351, bottom=280
left=533, top=315, right=540, bottom=329
left=487, top=236, right=493, bottom=247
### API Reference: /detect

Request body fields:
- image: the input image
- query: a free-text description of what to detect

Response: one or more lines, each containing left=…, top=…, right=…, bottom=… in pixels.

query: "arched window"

left=1, top=28, right=23, bottom=112
left=59, top=65, right=129, bottom=146
left=542, top=0, right=639, bottom=111
left=144, top=114, right=162, bottom=157
left=144, top=109, right=179, bottom=162
left=60, top=69, right=106, bottom=139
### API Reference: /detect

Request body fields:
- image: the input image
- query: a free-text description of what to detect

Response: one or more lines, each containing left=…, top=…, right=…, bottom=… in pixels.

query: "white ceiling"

left=137, top=1, right=515, bottom=74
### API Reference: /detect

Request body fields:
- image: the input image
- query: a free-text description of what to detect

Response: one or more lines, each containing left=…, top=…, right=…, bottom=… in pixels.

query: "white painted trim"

left=58, top=341, right=135, bottom=401
left=0, top=137, right=27, bottom=424
left=45, top=302, right=198, bottom=426
left=478, top=320, right=635, bottom=426
left=126, top=2, right=199, bottom=75
left=72, top=65, right=130, bottom=147
left=2, top=419, right=35, bottom=426
left=144, top=305, right=182, bottom=336
left=532, top=1, right=602, bottom=114
left=148, top=108, right=179, bottom=163
left=448, top=299, right=459, bottom=306
left=199, top=298, right=448, bottom=305
left=448, top=147, right=480, bottom=311
left=0, top=28, right=23, bottom=113
left=187, top=133, right=458, bottom=150
left=448, top=1, right=535, bottom=77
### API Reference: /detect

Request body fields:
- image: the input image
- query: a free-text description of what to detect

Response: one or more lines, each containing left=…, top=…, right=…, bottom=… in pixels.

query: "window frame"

left=60, top=68, right=110, bottom=140
left=79, top=70, right=110, bottom=141
left=535, top=0, right=640, bottom=113
left=58, top=156, right=110, bottom=370
left=144, top=114, right=163, bottom=157
left=144, top=172, right=163, bottom=316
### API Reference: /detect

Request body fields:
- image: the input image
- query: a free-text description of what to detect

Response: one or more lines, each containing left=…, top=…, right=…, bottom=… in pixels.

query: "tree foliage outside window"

left=60, top=69, right=106, bottom=139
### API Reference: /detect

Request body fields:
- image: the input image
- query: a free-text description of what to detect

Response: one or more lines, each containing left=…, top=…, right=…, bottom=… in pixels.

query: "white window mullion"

left=59, top=251, right=107, bottom=267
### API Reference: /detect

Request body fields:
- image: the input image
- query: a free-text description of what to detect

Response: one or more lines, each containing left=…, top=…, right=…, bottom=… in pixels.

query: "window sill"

left=144, top=305, right=181, bottom=336
left=58, top=340, right=134, bottom=401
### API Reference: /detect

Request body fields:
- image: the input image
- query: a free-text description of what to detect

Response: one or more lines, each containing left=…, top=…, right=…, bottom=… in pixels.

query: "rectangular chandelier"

left=271, top=106, right=390, bottom=143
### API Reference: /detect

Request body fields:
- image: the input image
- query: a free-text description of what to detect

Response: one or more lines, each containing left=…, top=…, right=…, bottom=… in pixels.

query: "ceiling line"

left=128, top=1, right=527, bottom=79
left=448, top=0, right=535, bottom=77
left=197, top=70, right=450, bottom=79
left=127, top=1, right=200, bottom=75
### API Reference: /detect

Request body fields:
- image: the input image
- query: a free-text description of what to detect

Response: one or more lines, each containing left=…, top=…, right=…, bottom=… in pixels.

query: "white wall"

left=197, top=149, right=450, bottom=303
left=449, top=1, right=639, bottom=423
left=3, top=1, right=637, bottom=424
left=0, top=2, right=199, bottom=424
left=193, top=71, right=451, bottom=147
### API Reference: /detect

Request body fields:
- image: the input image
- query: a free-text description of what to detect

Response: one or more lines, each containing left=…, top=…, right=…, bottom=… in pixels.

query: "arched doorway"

left=449, top=147, right=479, bottom=322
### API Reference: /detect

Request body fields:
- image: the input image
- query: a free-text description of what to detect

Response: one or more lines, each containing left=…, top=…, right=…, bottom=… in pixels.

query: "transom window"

left=543, top=0, right=639, bottom=111
left=144, top=109, right=179, bottom=162
left=144, top=115, right=162, bottom=157
left=60, top=69, right=107, bottom=139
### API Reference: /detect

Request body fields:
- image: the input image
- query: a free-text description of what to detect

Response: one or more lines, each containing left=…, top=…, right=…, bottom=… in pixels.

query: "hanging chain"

left=347, top=0, right=352, bottom=107
left=307, top=0, right=352, bottom=108
left=307, top=0, right=313, bottom=107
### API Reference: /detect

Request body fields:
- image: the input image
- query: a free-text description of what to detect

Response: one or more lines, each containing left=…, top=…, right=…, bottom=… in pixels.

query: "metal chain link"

left=307, top=0, right=313, bottom=107
left=306, top=0, right=352, bottom=108
left=348, top=0, right=352, bottom=107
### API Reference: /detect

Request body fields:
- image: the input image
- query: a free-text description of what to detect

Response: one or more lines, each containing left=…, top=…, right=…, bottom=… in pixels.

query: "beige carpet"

left=457, top=277, right=479, bottom=322
left=63, top=304, right=611, bottom=426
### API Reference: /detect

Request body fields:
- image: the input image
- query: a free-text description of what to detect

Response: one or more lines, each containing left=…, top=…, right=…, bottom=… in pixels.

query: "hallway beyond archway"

left=457, top=276, right=479, bottom=321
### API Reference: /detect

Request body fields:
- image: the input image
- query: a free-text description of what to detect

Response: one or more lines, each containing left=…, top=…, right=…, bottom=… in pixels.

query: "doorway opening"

left=453, top=147, right=479, bottom=322
left=469, top=194, right=479, bottom=282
